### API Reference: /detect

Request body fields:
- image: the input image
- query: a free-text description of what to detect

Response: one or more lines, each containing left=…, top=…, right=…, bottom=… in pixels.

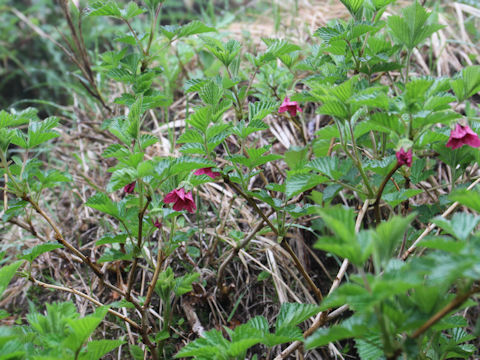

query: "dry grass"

left=1, top=0, right=480, bottom=359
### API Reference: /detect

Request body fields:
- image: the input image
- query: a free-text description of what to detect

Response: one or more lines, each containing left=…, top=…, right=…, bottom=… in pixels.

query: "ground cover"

left=1, top=0, right=480, bottom=359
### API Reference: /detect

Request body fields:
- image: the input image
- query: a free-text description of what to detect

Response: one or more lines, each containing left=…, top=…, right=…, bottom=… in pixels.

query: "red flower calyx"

left=153, top=219, right=162, bottom=229
left=278, top=97, right=302, bottom=117
left=194, top=167, right=220, bottom=179
left=446, top=123, right=480, bottom=150
left=163, top=188, right=196, bottom=213
left=124, top=181, right=136, bottom=194
left=396, top=147, right=412, bottom=167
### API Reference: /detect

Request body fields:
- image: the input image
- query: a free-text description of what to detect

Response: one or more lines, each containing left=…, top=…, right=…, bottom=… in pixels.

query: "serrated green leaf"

left=85, top=193, right=119, bottom=218
left=305, top=316, right=367, bottom=349
left=107, top=168, right=137, bottom=192
left=373, top=214, right=416, bottom=269
left=262, top=39, right=301, bottom=58
left=355, top=333, right=385, bottom=360
left=275, top=303, right=321, bottom=330
left=174, top=272, right=200, bottom=296
left=451, top=65, right=480, bottom=102
left=0, top=261, right=23, bottom=299
left=187, top=107, right=210, bottom=133
left=98, top=248, right=133, bottom=263
left=184, top=78, right=208, bottom=93
left=177, top=129, right=204, bottom=144
left=340, top=0, right=365, bottom=17
left=88, top=1, right=122, bottom=18
left=127, top=96, right=143, bottom=139
left=382, top=189, right=422, bottom=207
left=169, top=157, right=215, bottom=175
left=80, top=339, right=125, bottom=360
left=120, top=2, right=144, bottom=20
left=387, top=2, right=444, bottom=50
left=432, top=213, right=480, bottom=241
left=175, top=329, right=227, bottom=358
left=308, top=157, right=343, bottom=180
left=285, top=173, right=328, bottom=199
left=421, top=236, right=465, bottom=254
left=248, top=101, right=277, bottom=121
left=19, top=243, right=63, bottom=263
left=199, top=80, right=223, bottom=106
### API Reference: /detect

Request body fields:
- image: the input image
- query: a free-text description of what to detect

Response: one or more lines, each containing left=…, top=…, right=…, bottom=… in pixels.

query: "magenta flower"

left=124, top=181, right=136, bottom=194
left=153, top=219, right=162, bottom=229
left=278, top=97, right=302, bottom=117
left=163, top=188, right=196, bottom=213
left=396, top=148, right=412, bottom=167
left=446, top=123, right=480, bottom=150
left=194, top=167, right=220, bottom=179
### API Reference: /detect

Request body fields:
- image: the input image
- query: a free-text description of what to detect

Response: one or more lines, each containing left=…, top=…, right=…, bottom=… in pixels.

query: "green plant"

left=1, top=0, right=480, bottom=359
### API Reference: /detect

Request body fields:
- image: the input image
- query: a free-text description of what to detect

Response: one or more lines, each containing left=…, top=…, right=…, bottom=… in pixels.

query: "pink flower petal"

left=176, top=188, right=186, bottom=200
left=465, top=134, right=480, bottom=148
left=163, top=190, right=179, bottom=203
left=447, top=123, right=480, bottom=149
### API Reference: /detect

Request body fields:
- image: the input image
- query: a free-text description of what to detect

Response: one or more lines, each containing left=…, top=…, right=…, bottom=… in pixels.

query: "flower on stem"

left=446, top=123, right=480, bottom=150
left=153, top=219, right=162, bottom=229
left=124, top=181, right=136, bottom=194
left=194, top=167, right=220, bottom=179
left=163, top=188, right=196, bottom=213
left=278, top=97, right=302, bottom=117
left=396, top=148, right=412, bottom=167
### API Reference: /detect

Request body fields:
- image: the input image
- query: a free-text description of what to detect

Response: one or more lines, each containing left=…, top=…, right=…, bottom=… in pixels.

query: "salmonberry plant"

left=1, top=0, right=480, bottom=359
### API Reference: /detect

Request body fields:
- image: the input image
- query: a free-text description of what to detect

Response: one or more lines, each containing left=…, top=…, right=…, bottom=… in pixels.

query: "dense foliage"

left=1, top=0, right=480, bottom=359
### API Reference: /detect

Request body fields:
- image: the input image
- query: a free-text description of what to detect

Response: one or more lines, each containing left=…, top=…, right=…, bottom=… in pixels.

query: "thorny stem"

left=242, top=66, right=260, bottom=108
left=126, top=195, right=152, bottom=300
left=143, top=236, right=165, bottom=311
left=216, top=213, right=273, bottom=290
left=144, top=4, right=163, bottom=59
left=124, top=18, right=146, bottom=56
left=280, top=238, right=323, bottom=303
left=346, top=40, right=360, bottom=72
left=222, top=175, right=324, bottom=303
left=411, top=284, right=480, bottom=339
left=22, top=195, right=103, bottom=277
left=404, top=49, right=412, bottom=83
left=16, top=193, right=142, bottom=309
left=347, top=120, right=374, bottom=197
left=226, top=67, right=244, bottom=120
left=374, top=162, right=401, bottom=224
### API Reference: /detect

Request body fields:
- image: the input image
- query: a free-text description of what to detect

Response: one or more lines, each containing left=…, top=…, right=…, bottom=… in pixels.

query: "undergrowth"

left=1, top=0, right=480, bottom=359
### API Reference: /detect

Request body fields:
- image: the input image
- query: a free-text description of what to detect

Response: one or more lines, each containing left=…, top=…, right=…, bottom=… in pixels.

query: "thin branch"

left=411, top=284, right=480, bottom=339
left=216, top=212, right=272, bottom=290
left=22, top=195, right=103, bottom=277
left=126, top=196, right=152, bottom=300
left=143, top=235, right=165, bottom=310
left=374, top=162, right=401, bottom=225
left=280, top=239, right=323, bottom=303
left=29, top=276, right=141, bottom=330
left=402, top=176, right=480, bottom=260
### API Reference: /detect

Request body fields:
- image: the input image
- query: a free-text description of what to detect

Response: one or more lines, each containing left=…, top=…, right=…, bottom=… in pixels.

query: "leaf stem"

left=412, top=284, right=480, bottom=339
left=374, top=162, right=401, bottom=224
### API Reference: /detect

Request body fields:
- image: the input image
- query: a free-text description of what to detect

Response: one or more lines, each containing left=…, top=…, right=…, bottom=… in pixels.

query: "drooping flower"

left=396, top=147, right=412, bottom=167
left=153, top=219, right=162, bottom=229
left=278, top=97, right=302, bottom=117
left=163, top=188, right=196, bottom=213
left=446, top=123, right=480, bottom=150
left=194, top=167, right=220, bottom=179
left=124, top=181, right=136, bottom=194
